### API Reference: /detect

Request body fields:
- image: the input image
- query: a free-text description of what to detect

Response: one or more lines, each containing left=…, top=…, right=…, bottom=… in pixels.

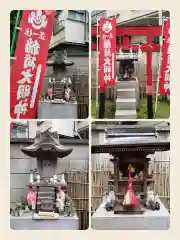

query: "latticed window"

left=53, top=11, right=65, bottom=35
left=53, top=19, right=65, bottom=35
left=68, top=10, right=85, bottom=22
left=11, top=124, right=28, bottom=138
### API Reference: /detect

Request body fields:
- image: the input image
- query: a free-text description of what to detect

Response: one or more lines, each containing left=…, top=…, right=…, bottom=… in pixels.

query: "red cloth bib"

left=47, top=88, right=53, bottom=97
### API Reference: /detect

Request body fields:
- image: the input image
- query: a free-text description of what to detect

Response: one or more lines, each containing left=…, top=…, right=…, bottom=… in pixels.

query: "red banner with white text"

left=10, top=10, right=56, bottom=119
left=99, top=18, right=116, bottom=92
left=159, top=17, right=170, bottom=95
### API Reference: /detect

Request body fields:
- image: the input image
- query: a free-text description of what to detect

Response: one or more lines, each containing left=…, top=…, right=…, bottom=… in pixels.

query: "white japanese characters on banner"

left=99, top=18, right=116, bottom=92
left=10, top=10, right=55, bottom=119
left=159, top=17, right=170, bottom=95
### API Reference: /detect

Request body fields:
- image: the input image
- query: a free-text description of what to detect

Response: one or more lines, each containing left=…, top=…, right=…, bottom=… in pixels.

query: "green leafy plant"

left=19, top=196, right=28, bottom=210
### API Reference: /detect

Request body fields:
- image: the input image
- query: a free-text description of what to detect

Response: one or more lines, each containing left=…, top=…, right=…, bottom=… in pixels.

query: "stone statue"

left=104, top=191, right=116, bottom=211
left=64, top=194, right=75, bottom=217
left=145, top=191, right=160, bottom=211
left=11, top=202, right=23, bottom=217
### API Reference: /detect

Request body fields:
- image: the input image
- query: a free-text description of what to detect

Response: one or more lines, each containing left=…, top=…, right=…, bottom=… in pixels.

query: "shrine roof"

left=20, top=129, right=73, bottom=158
left=91, top=138, right=170, bottom=154
left=92, top=123, right=170, bottom=154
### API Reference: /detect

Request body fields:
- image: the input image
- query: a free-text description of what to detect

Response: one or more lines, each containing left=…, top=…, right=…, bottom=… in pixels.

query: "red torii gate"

left=91, top=25, right=162, bottom=119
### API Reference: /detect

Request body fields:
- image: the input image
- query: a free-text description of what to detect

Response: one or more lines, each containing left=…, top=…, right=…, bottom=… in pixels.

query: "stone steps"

left=115, top=109, right=137, bottom=119
left=115, top=80, right=137, bottom=119
left=116, top=80, right=138, bottom=89
left=116, top=88, right=136, bottom=98
left=116, top=98, right=136, bottom=110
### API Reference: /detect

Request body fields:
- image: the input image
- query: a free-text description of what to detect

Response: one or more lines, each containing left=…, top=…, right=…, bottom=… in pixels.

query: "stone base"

left=10, top=213, right=79, bottom=230
left=38, top=100, right=77, bottom=119
left=92, top=201, right=170, bottom=230
left=114, top=205, right=144, bottom=214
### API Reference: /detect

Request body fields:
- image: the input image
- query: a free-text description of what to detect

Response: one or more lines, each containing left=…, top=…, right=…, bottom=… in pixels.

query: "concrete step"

left=117, top=88, right=136, bottom=98
left=115, top=109, right=137, bottom=119
left=116, top=80, right=137, bottom=89
left=116, top=98, right=136, bottom=110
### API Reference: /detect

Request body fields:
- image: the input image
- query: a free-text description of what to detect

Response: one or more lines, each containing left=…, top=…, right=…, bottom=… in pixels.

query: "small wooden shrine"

left=92, top=123, right=170, bottom=214
left=20, top=129, right=73, bottom=218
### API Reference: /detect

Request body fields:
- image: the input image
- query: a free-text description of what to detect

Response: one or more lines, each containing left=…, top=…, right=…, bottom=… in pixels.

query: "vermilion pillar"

left=146, top=35, right=153, bottom=119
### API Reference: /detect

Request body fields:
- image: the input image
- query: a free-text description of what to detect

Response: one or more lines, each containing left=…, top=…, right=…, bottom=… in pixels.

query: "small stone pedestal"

left=38, top=100, right=77, bottom=119
left=92, top=201, right=170, bottom=230
left=10, top=213, right=79, bottom=230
